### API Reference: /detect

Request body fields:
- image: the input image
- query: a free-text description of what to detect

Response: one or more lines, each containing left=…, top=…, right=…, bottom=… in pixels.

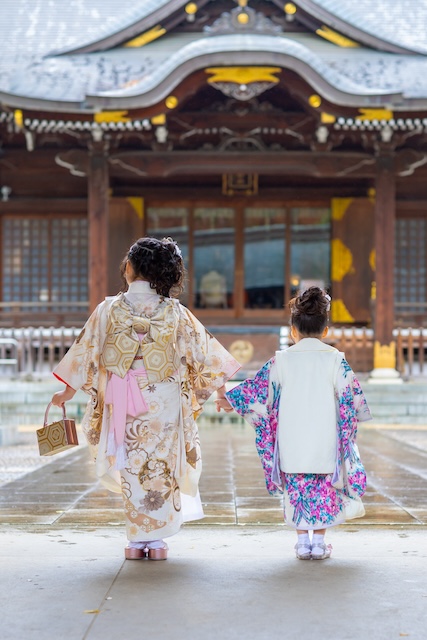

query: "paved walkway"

left=0, top=422, right=426, bottom=639
left=1, top=423, right=426, bottom=527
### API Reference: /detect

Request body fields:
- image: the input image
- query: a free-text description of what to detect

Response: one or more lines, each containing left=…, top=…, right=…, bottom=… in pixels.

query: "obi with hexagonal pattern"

left=100, top=294, right=180, bottom=382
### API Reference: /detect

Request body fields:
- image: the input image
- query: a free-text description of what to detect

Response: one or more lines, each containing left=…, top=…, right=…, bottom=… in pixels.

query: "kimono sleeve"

left=226, top=358, right=283, bottom=496
left=336, top=358, right=372, bottom=425
left=334, top=357, right=370, bottom=501
left=53, top=299, right=109, bottom=394
left=178, top=306, right=241, bottom=411
left=353, top=376, right=372, bottom=423
left=225, top=359, right=275, bottom=428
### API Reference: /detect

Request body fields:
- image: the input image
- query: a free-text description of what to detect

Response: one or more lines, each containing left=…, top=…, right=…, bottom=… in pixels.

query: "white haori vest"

left=275, top=338, right=343, bottom=474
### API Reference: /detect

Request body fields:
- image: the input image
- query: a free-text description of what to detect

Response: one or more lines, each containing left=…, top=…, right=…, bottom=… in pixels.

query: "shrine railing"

left=0, top=327, right=81, bottom=376
left=280, top=326, right=427, bottom=377
left=0, top=325, right=425, bottom=377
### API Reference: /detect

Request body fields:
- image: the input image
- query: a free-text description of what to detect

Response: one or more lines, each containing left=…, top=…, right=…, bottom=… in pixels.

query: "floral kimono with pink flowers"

left=226, top=356, right=371, bottom=530
left=54, top=282, right=240, bottom=541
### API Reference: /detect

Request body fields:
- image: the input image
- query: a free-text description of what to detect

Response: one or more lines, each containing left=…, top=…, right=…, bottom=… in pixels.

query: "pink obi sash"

left=105, top=366, right=149, bottom=470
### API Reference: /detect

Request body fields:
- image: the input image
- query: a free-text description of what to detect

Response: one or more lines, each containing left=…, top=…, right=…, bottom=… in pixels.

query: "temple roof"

left=298, top=0, right=427, bottom=55
left=0, top=0, right=427, bottom=113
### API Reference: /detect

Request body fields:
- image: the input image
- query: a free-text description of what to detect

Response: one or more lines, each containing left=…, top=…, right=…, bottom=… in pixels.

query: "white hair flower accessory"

left=163, top=237, right=182, bottom=258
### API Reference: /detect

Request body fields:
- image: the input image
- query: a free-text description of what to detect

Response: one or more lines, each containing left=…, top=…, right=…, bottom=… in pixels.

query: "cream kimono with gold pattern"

left=54, top=281, right=240, bottom=541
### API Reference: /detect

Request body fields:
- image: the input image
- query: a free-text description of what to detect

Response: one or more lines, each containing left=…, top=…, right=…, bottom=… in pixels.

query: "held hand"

left=214, top=397, right=233, bottom=413
left=51, top=386, right=76, bottom=408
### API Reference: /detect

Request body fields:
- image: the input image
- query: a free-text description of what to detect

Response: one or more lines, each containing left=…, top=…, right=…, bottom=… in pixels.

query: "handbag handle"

left=44, top=402, right=67, bottom=427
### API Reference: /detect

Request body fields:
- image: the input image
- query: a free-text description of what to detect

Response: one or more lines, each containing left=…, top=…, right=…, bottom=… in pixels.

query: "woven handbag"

left=37, top=402, right=79, bottom=456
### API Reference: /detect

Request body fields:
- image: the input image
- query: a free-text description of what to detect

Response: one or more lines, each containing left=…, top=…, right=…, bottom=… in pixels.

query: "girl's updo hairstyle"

left=123, top=236, right=185, bottom=297
left=289, top=286, right=331, bottom=336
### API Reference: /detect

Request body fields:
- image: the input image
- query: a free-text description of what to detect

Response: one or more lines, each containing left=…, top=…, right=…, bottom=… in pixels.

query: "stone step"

left=362, top=382, right=427, bottom=424
left=0, top=381, right=426, bottom=433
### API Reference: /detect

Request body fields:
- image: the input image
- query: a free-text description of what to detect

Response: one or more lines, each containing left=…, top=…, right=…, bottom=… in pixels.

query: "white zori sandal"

left=294, top=542, right=312, bottom=560
left=311, top=542, right=332, bottom=560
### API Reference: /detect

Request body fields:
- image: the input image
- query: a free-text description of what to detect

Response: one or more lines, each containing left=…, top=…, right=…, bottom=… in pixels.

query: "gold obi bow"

left=101, top=295, right=180, bottom=379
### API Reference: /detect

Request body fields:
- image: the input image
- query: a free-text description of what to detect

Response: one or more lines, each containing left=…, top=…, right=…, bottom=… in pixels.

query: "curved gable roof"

left=301, top=0, right=427, bottom=55
left=1, top=2, right=427, bottom=113
left=2, top=0, right=427, bottom=60
left=0, top=0, right=174, bottom=58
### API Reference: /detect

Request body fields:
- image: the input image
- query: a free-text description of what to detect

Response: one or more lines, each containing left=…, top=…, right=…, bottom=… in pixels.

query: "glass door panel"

left=290, top=207, right=331, bottom=296
left=146, top=206, right=189, bottom=304
left=194, top=207, right=235, bottom=309
left=244, top=207, right=286, bottom=309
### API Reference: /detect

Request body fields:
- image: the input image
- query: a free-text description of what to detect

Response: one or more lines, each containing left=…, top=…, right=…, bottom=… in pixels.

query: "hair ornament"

left=163, top=237, right=182, bottom=258
left=128, top=243, right=154, bottom=257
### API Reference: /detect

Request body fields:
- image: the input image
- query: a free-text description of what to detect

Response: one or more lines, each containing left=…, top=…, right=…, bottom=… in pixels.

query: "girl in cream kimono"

left=216, top=287, right=371, bottom=560
left=51, top=237, right=240, bottom=560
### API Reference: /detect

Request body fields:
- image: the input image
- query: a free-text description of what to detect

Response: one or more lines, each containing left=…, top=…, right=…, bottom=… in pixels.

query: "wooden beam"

left=0, top=199, right=86, bottom=214
left=88, top=140, right=109, bottom=312
left=373, top=152, right=397, bottom=369
left=109, top=150, right=377, bottom=178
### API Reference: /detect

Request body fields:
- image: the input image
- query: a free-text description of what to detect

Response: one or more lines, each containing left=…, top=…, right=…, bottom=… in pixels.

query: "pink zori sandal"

left=125, top=547, right=147, bottom=560
left=125, top=543, right=169, bottom=561
left=147, top=546, right=168, bottom=561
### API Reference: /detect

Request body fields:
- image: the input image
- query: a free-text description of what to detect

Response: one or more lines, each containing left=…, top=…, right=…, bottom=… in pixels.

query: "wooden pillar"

left=88, top=139, right=109, bottom=312
left=371, top=152, right=400, bottom=380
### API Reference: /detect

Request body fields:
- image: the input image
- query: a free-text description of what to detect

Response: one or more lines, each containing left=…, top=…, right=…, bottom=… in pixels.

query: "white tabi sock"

left=297, top=533, right=311, bottom=552
left=128, top=541, right=149, bottom=549
left=312, top=533, right=325, bottom=546
left=146, top=539, right=168, bottom=550
left=128, top=539, right=168, bottom=550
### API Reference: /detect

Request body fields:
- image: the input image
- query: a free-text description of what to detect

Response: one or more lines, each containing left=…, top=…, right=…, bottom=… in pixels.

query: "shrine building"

left=1, top=0, right=427, bottom=375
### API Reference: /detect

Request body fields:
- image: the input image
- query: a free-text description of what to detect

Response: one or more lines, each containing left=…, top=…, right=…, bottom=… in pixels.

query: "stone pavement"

left=0, top=422, right=427, bottom=639
left=1, top=422, right=426, bottom=527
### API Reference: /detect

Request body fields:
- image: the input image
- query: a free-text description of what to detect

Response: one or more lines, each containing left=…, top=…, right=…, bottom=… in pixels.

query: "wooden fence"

left=0, top=325, right=425, bottom=377
left=280, top=326, right=427, bottom=376
left=0, top=327, right=81, bottom=376
left=395, top=328, right=426, bottom=377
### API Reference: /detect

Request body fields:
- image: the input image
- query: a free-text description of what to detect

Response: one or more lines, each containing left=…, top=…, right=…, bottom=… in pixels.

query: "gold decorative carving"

left=357, top=108, right=393, bottom=121
left=331, top=299, right=355, bottom=324
left=94, top=111, right=130, bottom=124
left=308, top=94, right=322, bottom=108
left=151, top=114, right=166, bottom=125
left=229, top=340, right=254, bottom=365
left=206, top=66, right=281, bottom=85
left=185, top=3, right=198, bottom=15
left=374, top=341, right=396, bottom=369
left=331, top=238, right=354, bottom=282
left=331, top=198, right=353, bottom=221
left=14, top=109, right=23, bottom=129
left=126, top=197, right=144, bottom=220
left=124, top=25, right=166, bottom=48
left=284, top=3, right=297, bottom=15
left=165, top=95, right=178, bottom=109
left=222, top=174, right=258, bottom=196
left=237, top=12, right=250, bottom=24
left=316, top=26, right=359, bottom=48
left=369, top=249, right=376, bottom=272
left=321, top=113, right=336, bottom=124
left=370, top=281, right=376, bottom=301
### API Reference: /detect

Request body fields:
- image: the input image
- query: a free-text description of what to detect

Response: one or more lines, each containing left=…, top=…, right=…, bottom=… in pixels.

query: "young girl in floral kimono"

left=51, top=237, right=240, bottom=560
left=216, top=287, right=371, bottom=560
